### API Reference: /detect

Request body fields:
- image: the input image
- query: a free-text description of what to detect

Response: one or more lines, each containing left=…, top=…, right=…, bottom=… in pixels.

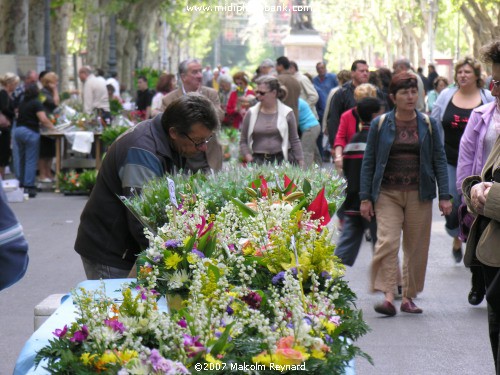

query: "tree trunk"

left=85, top=0, right=101, bottom=68
left=28, top=0, right=44, bottom=56
left=51, top=2, right=72, bottom=91
left=7, top=0, right=29, bottom=55
left=460, top=0, right=499, bottom=57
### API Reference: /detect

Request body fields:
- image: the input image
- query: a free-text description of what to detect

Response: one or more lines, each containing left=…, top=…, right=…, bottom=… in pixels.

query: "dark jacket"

left=326, top=81, right=387, bottom=145
left=74, top=114, right=188, bottom=270
left=0, top=184, right=29, bottom=291
left=360, top=110, right=450, bottom=203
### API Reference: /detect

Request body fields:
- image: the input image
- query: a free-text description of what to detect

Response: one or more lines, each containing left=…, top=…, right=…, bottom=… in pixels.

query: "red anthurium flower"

left=284, top=175, right=297, bottom=195
left=252, top=175, right=269, bottom=197
left=307, top=187, right=330, bottom=228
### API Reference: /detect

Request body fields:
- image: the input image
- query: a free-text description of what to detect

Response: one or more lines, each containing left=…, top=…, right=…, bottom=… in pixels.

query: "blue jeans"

left=10, top=120, right=21, bottom=179
left=445, top=164, right=460, bottom=238
left=13, top=126, right=40, bottom=187
left=334, top=214, right=377, bottom=266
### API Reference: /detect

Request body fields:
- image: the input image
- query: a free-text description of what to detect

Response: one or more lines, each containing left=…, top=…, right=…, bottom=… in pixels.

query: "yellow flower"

left=187, top=253, right=197, bottom=264
left=99, top=350, right=118, bottom=364
left=321, top=319, right=337, bottom=334
left=206, top=353, right=222, bottom=364
left=311, top=349, right=326, bottom=359
left=116, top=349, right=138, bottom=364
left=252, top=351, right=272, bottom=367
left=80, top=352, right=97, bottom=365
left=164, top=253, right=182, bottom=269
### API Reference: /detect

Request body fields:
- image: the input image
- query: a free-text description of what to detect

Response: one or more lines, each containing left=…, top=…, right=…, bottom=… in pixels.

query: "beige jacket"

left=463, top=136, right=500, bottom=267
left=160, top=87, right=223, bottom=171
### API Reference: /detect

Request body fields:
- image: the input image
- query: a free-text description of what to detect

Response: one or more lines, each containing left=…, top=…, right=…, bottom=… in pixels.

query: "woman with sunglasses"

left=239, top=75, right=304, bottom=166
left=431, top=57, right=494, bottom=264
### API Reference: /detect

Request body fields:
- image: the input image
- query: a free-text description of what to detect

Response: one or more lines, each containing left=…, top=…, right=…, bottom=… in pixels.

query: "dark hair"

left=161, top=94, right=219, bottom=134
left=38, top=70, right=48, bottom=81
left=357, top=97, right=382, bottom=124
left=376, top=67, right=392, bottom=90
left=24, top=83, right=39, bottom=101
left=96, top=68, right=105, bottom=77
left=156, top=73, right=176, bottom=93
left=417, top=67, right=424, bottom=74
left=255, top=75, right=287, bottom=100
left=368, top=71, right=381, bottom=88
left=137, top=75, right=148, bottom=83
left=290, top=61, right=299, bottom=71
left=106, top=84, right=115, bottom=94
left=389, top=72, right=418, bottom=96
left=454, top=56, right=484, bottom=88
left=351, top=59, right=367, bottom=72
left=276, top=56, right=290, bottom=70
left=480, top=40, right=500, bottom=64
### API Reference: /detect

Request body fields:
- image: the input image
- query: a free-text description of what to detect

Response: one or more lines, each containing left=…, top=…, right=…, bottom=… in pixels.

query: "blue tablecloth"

left=14, top=279, right=355, bottom=374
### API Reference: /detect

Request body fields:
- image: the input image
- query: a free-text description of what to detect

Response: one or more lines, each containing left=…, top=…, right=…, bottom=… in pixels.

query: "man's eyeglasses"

left=255, top=90, right=269, bottom=96
left=182, top=133, right=213, bottom=150
left=491, top=80, right=500, bottom=90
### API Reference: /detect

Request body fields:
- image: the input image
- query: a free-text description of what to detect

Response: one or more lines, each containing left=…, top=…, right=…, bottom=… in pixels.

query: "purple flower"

left=228, top=243, right=235, bottom=252
left=215, top=331, right=222, bottom=338
left=105, top=319, right=125, bottom=333
left=165, top=240, right=182, bottom=249
left=325, top=334, right=333, bottom=344
left=272, top=271, right=285, bottom=285
left=303, top=316, right=313, bottom=325
left=53, top=325, right=68, bottom=338
left=183, top=334, right=205, bottom=357
left=287, top=322, right=294, bottom=328
left=177, top=318, right=187, bottom=328
left=226, top=305, right=234, bottom=315
left=291, top=268, right=298, bottom=276
left=241, top=291, right=262, bottom=309
left=191, top=249, right=205, bottom=258
left=321, top=271, right=332, bottom=279
left=70, top=325, right=89, bottom=342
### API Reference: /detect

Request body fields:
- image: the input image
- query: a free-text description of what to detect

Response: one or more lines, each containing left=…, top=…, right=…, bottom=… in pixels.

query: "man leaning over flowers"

left=74, top=94, right=220, bottom=279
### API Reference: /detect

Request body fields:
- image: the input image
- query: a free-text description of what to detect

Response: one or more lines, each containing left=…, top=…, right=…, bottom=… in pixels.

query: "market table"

left=44, top=131, right=103, bottom=192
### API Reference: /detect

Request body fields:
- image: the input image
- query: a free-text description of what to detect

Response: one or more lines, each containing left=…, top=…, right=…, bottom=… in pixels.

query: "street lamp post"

left=108, top=15, right=117, bottom=76
left=427, top=0, right=437, bottom=65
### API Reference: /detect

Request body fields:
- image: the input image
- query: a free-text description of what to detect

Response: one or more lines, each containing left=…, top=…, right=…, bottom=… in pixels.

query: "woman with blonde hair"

left=431, top=57, right=494, bottom=264
left=333, top=83, right=379, bottom=173
left=0, top=73, right=19, bottom=178
left=240, top=75, right=304, bottom=166
left=39, top=72, right=60, bottom=182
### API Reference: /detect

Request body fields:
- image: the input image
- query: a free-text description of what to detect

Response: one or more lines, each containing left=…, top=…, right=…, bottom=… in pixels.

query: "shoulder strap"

left=377, top=114, right=386, bottom=131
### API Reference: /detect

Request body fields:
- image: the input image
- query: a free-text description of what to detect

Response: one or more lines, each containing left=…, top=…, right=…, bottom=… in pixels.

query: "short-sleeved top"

left=442, top=101, right=478, bottom=166
left=136, top=89, right=155, bottom=111
left=17, top=98, right=45, bottom=132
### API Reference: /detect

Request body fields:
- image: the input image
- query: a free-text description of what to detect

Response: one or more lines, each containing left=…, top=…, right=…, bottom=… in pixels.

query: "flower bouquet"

left=34, top=284, right=190, bottom=374
left=57, top=169, right=97, bottom=195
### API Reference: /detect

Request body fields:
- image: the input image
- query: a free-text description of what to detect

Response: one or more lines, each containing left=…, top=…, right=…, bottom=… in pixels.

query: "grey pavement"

left=0, top=191, right=494, bottom=374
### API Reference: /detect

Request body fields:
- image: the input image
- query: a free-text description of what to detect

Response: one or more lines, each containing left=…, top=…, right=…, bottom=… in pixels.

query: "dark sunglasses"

left=255, top=90, right=269, bottom=96
left=182, top=133, right=213, bottom=150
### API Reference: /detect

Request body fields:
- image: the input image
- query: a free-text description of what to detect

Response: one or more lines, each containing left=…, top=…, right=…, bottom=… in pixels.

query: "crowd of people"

left=2, top=38, right=500, bottom=373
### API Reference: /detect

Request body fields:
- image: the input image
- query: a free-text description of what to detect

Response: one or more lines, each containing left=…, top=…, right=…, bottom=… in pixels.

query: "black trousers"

left=482, top=264, right=500, bottom=374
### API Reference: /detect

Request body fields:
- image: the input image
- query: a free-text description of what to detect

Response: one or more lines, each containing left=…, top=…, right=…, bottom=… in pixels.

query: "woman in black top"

left=0, top=73, right=19, bottom=178
left=13, top=84, right=55, bottom=197
left=39, top=72, right=60, bottom=182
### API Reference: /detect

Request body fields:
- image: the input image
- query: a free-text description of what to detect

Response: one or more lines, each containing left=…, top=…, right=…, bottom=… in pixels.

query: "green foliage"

left=100, top=125, right=129, bottom=147
left=57, top=169, right=97, bottom=194
left=134, top=67, right=161, bottom=91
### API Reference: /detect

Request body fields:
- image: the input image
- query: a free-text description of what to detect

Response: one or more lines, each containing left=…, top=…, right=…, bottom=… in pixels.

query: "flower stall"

left=32, top=164, right=371, bottom=374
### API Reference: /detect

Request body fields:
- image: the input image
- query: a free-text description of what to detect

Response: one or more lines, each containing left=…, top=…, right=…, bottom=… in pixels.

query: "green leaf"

left=210, top=322, right=236, bottom=356
left=230, top=198, right=257, bottom=217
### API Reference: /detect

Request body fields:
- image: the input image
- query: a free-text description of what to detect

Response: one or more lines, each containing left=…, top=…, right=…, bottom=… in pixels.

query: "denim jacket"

left=360, top=110, right=451, bottom=203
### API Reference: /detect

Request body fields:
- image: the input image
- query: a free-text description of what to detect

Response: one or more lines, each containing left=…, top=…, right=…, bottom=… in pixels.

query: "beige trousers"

left=371, top=189, right=433, bottom=298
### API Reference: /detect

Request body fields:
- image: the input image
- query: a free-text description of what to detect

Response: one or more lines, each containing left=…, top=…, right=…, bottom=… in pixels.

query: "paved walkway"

left=0, top=191, right=494, bottom=374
